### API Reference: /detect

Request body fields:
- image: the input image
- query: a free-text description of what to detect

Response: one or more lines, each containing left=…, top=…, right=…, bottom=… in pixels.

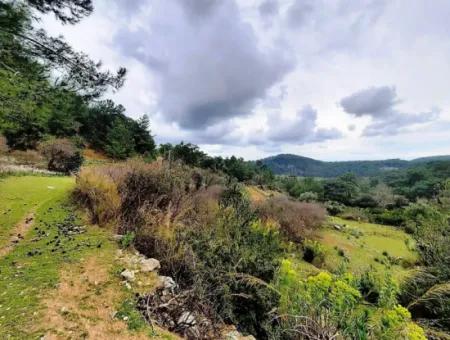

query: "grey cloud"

left=189, top=121, right=240, bottom=145
left=340, top=86, right=398, bottom=117
left=114, top=0, right=294, bottom=130
left=267, top=105, right=342, bottom=143
left=341, top=86, right=439, bottom=136
left=363, top=109, right=439, bottom=137
left=176, top=0, right=222, bottom=19
left=285, top=0, right=388, bottom=54
left=287, top=0, right=314, bottom=29
left=259, top=0, right=279, bottom=17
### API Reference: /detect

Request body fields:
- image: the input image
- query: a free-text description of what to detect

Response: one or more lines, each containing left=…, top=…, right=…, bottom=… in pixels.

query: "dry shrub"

left=0, top=135, right=8, bottom=154
left=118, top=161, right=197, bottom=231
left=256, top=196, right=326, bottom=242
left=9, top=149, right=45, bottom=167
left=180, top=185, right=223, bottom=228
left=74, top=165, right=124, bottom=226
left=39, top=138, right=83, bottom=173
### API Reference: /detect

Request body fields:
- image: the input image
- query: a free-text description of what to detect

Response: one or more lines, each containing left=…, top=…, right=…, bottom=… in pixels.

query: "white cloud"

left=39, top=0, right=450, bottom=160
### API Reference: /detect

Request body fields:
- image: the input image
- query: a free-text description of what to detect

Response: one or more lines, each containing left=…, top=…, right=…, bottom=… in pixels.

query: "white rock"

left=121, top=269, right=135, bottom=282
left=112, top=234, right=124, bottom=241
left=159, top=276, right=177, bottom=290
left=140, top=258, right=160, bottom=272
left=177, top=311, right=196, bottom=326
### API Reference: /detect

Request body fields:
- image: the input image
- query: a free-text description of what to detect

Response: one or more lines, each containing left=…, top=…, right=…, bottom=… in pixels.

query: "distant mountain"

left=410, top=155, right=450, bottom=163
left=259, top=153, right=450, bottom=178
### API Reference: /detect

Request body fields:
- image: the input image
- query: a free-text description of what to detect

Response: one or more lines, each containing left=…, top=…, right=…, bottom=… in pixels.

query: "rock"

left=112, top=234, right=124, bottom=242
left=333, top=224, right=343, bottom=231
left=60, top=306, right=69, bottom=315
left=177, top=311, right=196, bottom=327
left=225, top=328, right=256, bottom=340
left=140, top=258, right=160, bottom=272
left=159, top=276, right=177, bottom=290
left=10, top=236, right=20, bottom=243
left=121, top=269, right=135, bottom=282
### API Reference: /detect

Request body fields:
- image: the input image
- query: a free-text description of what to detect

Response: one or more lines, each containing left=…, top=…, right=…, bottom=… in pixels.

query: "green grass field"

left=0, top=176, right=74, bottom=245
left=0, top=175, right=176, bottom=339
left=315, top=217, right=418, bottom=280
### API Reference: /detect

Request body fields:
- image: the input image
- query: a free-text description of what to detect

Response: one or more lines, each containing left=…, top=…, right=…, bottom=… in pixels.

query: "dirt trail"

left=0, top=211, right=34, bottom=257
left=40, top=255, right=155, bottom=340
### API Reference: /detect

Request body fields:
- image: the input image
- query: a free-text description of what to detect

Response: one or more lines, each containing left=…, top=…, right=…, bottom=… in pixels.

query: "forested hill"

left=260, top=154, right=450, bottom=177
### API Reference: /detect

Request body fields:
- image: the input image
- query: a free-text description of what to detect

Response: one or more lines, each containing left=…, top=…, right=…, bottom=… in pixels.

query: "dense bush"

left=75, top=161, right=436, bottom=339
left=74, top=165, right=124, bottom=225
left=39, top=138, right=83, bottom=173
left=302, top=239, right=325, bottom=266
left=272, top=261, right=426, bottom=340
left=131, top=182, right=285, bottom=337
left=256, top=196, right=326, bottom=242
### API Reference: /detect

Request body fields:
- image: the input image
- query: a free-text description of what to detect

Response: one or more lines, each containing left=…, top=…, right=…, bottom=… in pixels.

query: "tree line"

left=0, top=0, right=154, bottom=160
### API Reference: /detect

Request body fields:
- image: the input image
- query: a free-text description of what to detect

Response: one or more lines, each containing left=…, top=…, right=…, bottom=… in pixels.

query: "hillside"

left=260, top=153, right=450, bottom=177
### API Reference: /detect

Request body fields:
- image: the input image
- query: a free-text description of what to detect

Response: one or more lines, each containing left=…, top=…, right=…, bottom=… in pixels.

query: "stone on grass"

left=177, top=311, right=196, bottom=327
left=121, top=269, right=135, bottom=282
left=140, top=258, right=160, bottom=272
left=159, top=276, right=177, bottom=290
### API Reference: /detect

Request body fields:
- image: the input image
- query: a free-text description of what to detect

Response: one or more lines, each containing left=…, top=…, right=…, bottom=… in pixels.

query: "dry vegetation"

left=72, top=160, right=332, bottom=338
left=256, top=196, right=326, bottom=242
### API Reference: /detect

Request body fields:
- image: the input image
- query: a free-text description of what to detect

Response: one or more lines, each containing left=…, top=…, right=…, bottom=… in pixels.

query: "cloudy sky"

left=42, top=0, right=450, bottom=161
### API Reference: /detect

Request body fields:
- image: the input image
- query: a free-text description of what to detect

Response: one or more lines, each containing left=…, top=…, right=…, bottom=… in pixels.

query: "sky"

left=41, top=0, right=450, bottom=161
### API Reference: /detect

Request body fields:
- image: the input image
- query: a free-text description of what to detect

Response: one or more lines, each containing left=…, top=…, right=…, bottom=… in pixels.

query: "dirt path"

left=40, top=255, right=148, bottom=339
left=40, top=250, right=176, bottom=340
left=0, top=211, right=34, bottom=257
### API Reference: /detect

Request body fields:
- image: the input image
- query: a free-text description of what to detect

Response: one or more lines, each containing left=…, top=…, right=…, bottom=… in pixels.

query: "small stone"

left=112, top=234, right=124, bottom=241
left=159, top=276, right=177, bottom=290
left=121, top=269, right=135, bottom=282
left=140, top=258, right=160, bottom=272
left=60, top=306, right=69, bottom=315
left=124, top=282, right=132, bottom=290
left=10, top=236, right=20, bottom=244
left=177, top=311, right=196, bottom=326
left=333, top=224, right=342, bottom=231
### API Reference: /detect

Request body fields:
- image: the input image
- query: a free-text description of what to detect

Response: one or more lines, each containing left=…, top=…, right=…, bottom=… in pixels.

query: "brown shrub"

left=9, top=150, right=45, bottom=167
left=256, top=196, right=326, bottom=242
left=118, top=161, right=197, bottom=232
left=75, top=160, right=213, bottom=231
left=39, top=138, right=83, bottom=173
left=74, top=166, right=123, bottom=226
left=0, top=135, right=8, bottom=154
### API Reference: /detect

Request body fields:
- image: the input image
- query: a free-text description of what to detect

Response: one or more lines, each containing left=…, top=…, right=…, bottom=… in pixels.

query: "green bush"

left=302, top=239, right=325, bottom=266
left=272, top=262, right=364, bottom=339
left=120, top=231, right=135, bottom=249
left=272, top=262, right=426, bottom=340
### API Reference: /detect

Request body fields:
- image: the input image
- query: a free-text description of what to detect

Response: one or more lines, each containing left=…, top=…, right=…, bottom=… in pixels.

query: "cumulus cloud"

left=286, top=0, right=314, bottom=29
left=114, top=0, right=294, bottom=130
left=340, top=86, right=398, bottom=117
left=248, top=105, right=342, bottom=145
left=340, top=86, right=439, bottom=136
left=259, top=0, right=279, bottom=17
